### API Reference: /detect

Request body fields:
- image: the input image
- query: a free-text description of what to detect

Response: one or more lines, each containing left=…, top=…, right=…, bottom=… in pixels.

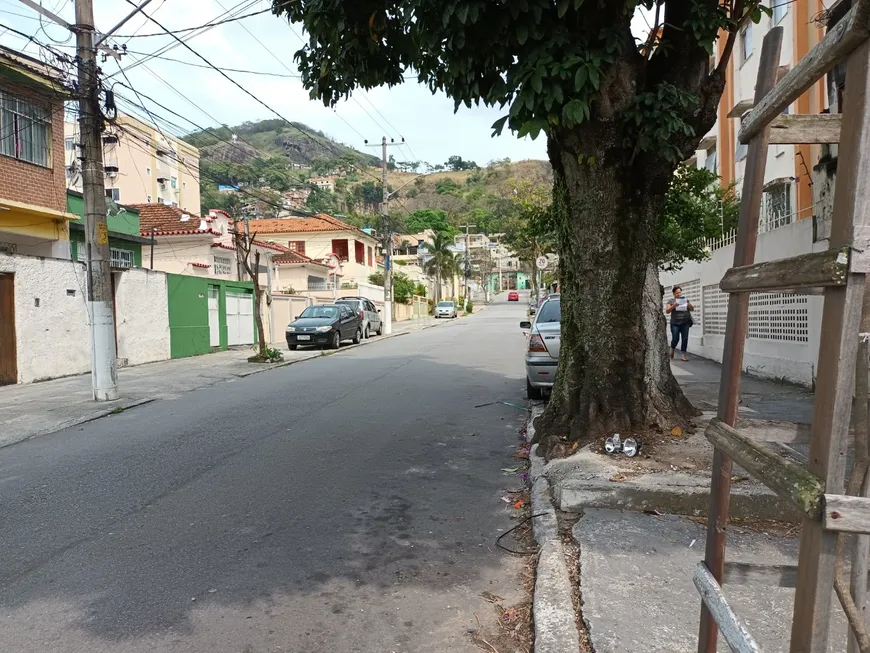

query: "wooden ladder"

left=697, top=3, right=870, bottom=652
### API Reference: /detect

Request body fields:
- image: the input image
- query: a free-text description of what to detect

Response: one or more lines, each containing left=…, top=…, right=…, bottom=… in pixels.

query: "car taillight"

left=360, top=310, right=364, bottom=321
left=528, top=334, right=547, bottom=353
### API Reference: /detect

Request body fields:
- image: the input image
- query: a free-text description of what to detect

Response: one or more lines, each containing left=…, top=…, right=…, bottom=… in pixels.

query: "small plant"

left=248, top=346, right=284, bottom=363
left=466, top=299, right=473, bottom=313
left=281, top=286, right=296, bottom=295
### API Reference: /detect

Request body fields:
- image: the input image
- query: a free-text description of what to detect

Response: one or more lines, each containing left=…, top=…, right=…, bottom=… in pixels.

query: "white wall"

left=660, top=218, right=824, bottom=387
left=114, top=268, right=170, bottom=366
left=0, top=252, right=91, bottom=382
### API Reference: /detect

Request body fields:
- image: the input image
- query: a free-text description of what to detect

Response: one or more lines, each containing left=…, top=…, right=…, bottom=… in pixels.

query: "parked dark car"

left=286, top=304, right=362, bottom=350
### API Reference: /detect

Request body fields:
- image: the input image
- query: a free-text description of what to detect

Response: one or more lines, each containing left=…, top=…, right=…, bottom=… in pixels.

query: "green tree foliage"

left=423, top=231, right=460, bottom=302
left=434, top=178, right=461, bottom=195
left=404, top=209, right=455, bottom=235
left=658, top=164, right=739, bottom=272
left=447, top=155, right=478, bottom=171
left=368, top=271, right=384, bottom=285
left=392, top=272, right=417, bottom=304
left=305, top=187, right=339, bottom=213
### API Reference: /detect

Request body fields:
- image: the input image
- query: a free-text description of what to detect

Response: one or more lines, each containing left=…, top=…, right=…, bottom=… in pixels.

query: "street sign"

left=535, top=256, right=549, bottom=270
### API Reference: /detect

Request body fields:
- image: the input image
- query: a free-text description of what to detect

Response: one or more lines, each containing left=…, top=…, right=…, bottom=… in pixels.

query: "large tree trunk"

left=536, top=130, right=697, bottom=458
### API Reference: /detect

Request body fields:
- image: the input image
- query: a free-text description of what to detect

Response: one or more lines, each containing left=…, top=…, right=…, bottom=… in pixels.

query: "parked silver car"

left=335, top=297, right=382, bottom=338
left=520, top=297, right=560, bottom=399
left=435, top=300, right=457, bottom=319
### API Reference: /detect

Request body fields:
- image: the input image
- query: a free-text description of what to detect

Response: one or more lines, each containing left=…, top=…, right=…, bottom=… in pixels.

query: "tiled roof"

left=251, top=239, right=289, bottom=252
left=273, top=250, right=330, bottom=267
left=132, top=204, right=215, bottom=236
left=244, top=214, right=371, bottom=236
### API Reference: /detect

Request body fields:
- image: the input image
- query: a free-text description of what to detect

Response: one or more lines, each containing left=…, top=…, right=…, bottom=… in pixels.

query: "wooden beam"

left=823, top=494, right=870, bottom=533
left=724, top=562, right=798, bottom=588
left=694, top=562, right=762, bottom=653
left=735, top=418, right=811, bottom=444
left=705, top=419, right=825, bottom=519
left=699, top=28, right=784, bottom=653
left=768, top=114, right=842, bottom=144
left=719, top=247, right=850, bottom=294
left=740, top=0, right=870, bottom=143
left=790, top=38, right=870, bottom=653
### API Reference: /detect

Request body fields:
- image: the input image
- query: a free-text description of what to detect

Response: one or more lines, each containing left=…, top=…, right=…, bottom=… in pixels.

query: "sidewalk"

left=529, top=358, right=844, bottom=652
left=0, top=316, right=446, bottom=450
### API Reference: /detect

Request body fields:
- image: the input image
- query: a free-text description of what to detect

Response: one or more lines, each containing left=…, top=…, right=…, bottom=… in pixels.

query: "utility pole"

left=365, top=136, right=404, bottom=335
left=76, top=0, right=119, bottom=401
left=149, top=227, right=156, bottom=269
left=458, top=223, right=477, bottom=303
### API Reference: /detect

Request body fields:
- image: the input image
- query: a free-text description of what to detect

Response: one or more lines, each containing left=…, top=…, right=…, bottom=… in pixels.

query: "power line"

left=112, top=6, right=270, bottom=38
left=120, top=49, right=299, bottom=77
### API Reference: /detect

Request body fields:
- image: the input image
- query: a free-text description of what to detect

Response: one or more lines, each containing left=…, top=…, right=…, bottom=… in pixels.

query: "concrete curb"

left=526, top=405, right=582, bottom=653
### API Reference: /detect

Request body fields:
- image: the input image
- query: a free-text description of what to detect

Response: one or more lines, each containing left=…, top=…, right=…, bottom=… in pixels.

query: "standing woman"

left=665, top=285, right=694, bottom=361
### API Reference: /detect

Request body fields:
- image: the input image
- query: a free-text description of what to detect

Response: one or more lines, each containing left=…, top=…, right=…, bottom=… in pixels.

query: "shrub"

left=466, top=299, right=473, bottom=313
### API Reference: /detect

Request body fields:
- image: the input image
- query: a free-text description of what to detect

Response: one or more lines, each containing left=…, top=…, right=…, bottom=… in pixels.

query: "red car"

left=508, top=291, right=519, bottom=301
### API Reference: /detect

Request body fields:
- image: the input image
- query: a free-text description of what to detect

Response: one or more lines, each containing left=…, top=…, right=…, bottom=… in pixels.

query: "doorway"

left=0, top=273, right=17, bottom=385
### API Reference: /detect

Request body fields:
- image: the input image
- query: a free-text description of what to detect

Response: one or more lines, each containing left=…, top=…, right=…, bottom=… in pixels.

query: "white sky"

left=0, top=0, right=653, bottom=166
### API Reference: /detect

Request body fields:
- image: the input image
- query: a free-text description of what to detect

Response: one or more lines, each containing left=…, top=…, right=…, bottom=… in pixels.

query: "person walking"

left=665, top=285, right=694, bottom=362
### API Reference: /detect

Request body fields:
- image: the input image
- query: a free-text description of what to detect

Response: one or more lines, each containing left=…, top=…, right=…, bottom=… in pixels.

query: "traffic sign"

left=535, top=256, right=549, bottom=270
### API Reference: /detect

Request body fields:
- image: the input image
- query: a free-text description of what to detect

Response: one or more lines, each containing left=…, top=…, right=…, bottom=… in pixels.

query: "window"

left=213, top=256, right=233, bottom=275
left=0, top=92, right=51, bottom=167
left=105, top=188, right=120, bottom=201
left=735, top=118, right=748, bottom=161
left=146, top=195, right=152, bottom=203
left=332, top=238, right=349, bottom=262
left=170, top=176, right=177, bottom=189
left=762, top=182, right=793, bottom=232
left=773, top=0, right=788, bottom=24
left=367, top=246, right=373, bottom=267
left=64, top=136, right=75, bottom=152
left=110, top=248, right=134, bottom=269
left=146, top=167, right=151, bottom=176
left=355, top=240, right=365, bottom=264
left=288, top=240, right=306, bottom=254
left=157, top=197, right=165, bottom=204
left=704, top=146, right=717, bottom=173
left=740, top=22, right=753, bottom=64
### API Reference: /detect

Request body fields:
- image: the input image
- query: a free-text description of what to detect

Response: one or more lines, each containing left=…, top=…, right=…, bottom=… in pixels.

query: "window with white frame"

left=157, top=197, right=165, bottom=204
left=213, top=256, right=233, bottom=275
left=761, top=182, right=793, bottom=232
left=740, top=22, right=753, bottom=64
left=735, top=117, right=748, bottom=161
left=111, top=248, right=134, bottom=269
left=0, top=91, right=51, bottom=167
left=105, top=188, right=120, bottom=201
left=64, top=136, right=74, bottom=152
left=171, top=176, right=177, bottom=189
left=704, top=146, right=717, bottom=173
left=773, top=0, right=788, bottom=24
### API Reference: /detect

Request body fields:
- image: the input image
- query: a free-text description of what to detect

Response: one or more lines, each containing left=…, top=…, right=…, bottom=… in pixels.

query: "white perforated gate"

left=226, top=291, right=254, bottom=346
left=702, top=284, right=809, bottom=343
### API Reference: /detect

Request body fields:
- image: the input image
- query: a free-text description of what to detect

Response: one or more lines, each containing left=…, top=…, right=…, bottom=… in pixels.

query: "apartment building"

left=694, top=0, right=832, bottom=230
left=65, top=113, right=201, bottom=214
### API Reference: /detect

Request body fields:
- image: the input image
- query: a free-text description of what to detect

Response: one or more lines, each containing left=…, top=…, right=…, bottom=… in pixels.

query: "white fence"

left=660, top=217, right=825, bottom=387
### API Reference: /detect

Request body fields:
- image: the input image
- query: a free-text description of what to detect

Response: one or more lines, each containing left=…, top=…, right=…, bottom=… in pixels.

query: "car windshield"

left=536, top=299, right=561, bottom=323
left=299, top=306, right=338, bottom=319
left=437, top=302, right=454, bottom=307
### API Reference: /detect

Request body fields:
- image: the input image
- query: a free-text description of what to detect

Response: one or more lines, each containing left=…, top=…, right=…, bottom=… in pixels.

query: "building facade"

left=0, top=47, right=75, bottom=260
left=65, top=113, right=201, bottom=214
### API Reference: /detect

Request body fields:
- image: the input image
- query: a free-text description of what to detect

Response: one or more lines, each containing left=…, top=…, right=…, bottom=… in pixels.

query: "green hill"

left=182, top=118, right=378, bottom=167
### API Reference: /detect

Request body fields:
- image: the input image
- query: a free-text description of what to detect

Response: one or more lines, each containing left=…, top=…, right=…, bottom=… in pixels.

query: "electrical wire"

left=112, top=6, right=271, bottom=39
left=119, top=49, right=299, bottom=77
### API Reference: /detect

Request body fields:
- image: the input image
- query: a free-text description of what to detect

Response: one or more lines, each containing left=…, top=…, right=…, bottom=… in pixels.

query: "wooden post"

left=698, top=27, right=783, bottom=653
left=790, top=40, right=870, bottom=653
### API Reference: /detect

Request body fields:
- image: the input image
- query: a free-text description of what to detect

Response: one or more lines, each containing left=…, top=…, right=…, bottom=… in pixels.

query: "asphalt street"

left=0, top=295, right=531, bottom=652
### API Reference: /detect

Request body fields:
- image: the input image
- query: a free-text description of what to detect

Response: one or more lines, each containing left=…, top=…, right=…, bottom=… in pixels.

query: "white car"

left=520, top=297, right=560, bottom=399
left=435, top=300, right=457, bottom=318
left=335, top=297, right=382, bottom=338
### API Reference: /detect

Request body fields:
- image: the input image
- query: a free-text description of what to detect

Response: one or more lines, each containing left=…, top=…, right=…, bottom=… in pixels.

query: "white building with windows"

left=661, top=0, right=839, bottom=387
left=64, top=113, right=201, bottom=214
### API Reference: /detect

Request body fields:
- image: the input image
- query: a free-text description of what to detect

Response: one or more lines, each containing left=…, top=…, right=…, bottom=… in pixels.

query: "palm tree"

left=423, top=230, right=459, bottom=303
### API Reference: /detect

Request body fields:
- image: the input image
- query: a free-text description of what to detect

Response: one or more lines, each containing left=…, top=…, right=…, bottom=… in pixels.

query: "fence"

left=660, top=216, right=824, bottom=386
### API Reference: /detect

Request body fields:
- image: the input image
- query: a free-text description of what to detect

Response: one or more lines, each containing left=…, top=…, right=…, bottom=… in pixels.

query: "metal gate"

left=226, top=291, right=254, bottom=346
left=208, top=286, right=220, bottom=348
left=0, top=273, right=16, bottom=385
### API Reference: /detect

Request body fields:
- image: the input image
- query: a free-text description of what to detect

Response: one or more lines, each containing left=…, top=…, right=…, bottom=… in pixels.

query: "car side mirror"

left=520, top=321, right=531, bottom=329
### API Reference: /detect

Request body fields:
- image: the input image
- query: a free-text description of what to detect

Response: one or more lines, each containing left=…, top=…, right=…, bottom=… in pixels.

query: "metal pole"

left=381, top=136, right=392, bottom=335
left=149, top=227, right=155, bottom=269
left=77, top=0, right=119, bottom=401
left=94, top=0, right=155, bottom=46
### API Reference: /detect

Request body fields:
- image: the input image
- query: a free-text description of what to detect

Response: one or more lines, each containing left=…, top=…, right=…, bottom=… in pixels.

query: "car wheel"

left=527, top=378, right=543, bottom=400
left=364, top=325, right=369, bottom=339
left=330, top=331, right=341, bottom=349
left=353, top=327, right=362, bottom=344
left=289, top=345, right=297, bottom=351
left=376, top=323, right=383, bottom=335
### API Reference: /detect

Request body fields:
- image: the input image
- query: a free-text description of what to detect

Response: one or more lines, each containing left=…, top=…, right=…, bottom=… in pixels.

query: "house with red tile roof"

left=132, top=205, right=289, bottom=289
left=245, top=213, right=379, bottom=287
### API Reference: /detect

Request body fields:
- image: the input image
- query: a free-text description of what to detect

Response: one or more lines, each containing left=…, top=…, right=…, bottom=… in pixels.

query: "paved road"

left=0, top=296, right=531, bottom=652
